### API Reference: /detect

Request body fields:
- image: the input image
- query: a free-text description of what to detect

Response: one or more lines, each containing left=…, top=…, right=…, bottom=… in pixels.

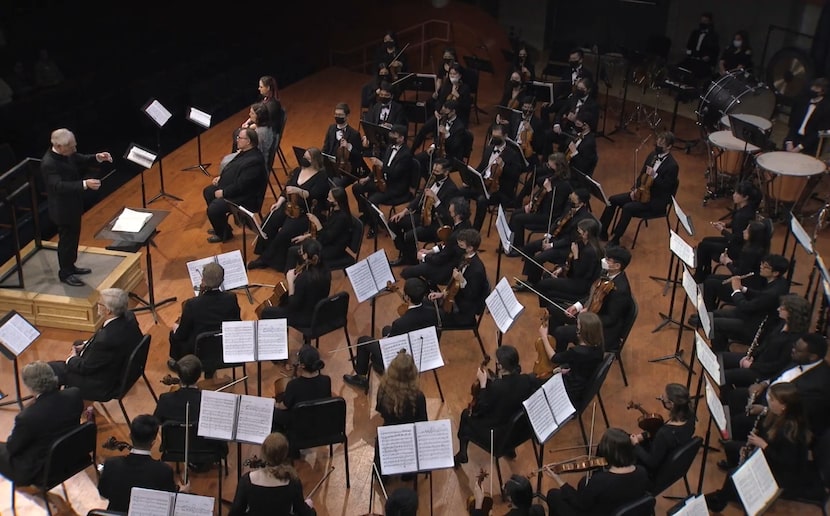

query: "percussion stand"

left=667, top=84, right=701, bottom=153
left=608, top=57, right=635, bottom=136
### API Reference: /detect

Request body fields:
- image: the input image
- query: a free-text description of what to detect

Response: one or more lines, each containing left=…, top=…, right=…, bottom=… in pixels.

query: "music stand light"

left=140, top=98, right=182, bottom=203
left=182, top=106, right=212, bottom=177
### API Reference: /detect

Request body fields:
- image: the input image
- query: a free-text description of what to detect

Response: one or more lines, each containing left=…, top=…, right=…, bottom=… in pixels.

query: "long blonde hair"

left=261, top=432, right=298, bottom=481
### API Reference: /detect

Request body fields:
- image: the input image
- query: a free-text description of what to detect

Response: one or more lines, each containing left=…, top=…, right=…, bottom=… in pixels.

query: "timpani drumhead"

left=708, top=130, right=758, bottom=175
left=719, top=113, right=773, bottom=132
left=757, top=151, right=827, bottom=203
left=708, top=130, right=761, bottom=152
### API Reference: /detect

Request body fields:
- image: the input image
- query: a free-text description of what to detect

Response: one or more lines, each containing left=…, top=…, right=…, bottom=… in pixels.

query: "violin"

left=102, top=436, right=133, bottom=452
left=545, top=457, right=608, bottom=474
left=467, top=355, right=495, bottom=416
left=533, top=309, right=555, bottom=380
left=435, top=117, right=448, bottom=159
left=442, top=255, right=470, bottom=314
left=586, top=276, right=615, bottom=313
left=244, top=455, right=267, bottom=468
left=307, top=199, right=321, bottom=239
left=274, top=357, right=300, bottom=402
left=520, top=123, right=534, bottom=159
left=421, top=172, right=437, bottom=227
left=467, top=468, right=494, bottom=514
left=631, top=156, right=657, bottom=203
left=528, top=181, right=546, bottom=213
left=386, top=280, right=409, bottom=317
left=485, top=160, right=503, bottom=194
left=160, top=374, right=181, bottom=392
left=550, top=206, right=577, bottom=240
left=373, top=163, right=387, bottom=192
left=336, top=143, right=352, bottom=177
left=627, top=401, right=665, bottom=438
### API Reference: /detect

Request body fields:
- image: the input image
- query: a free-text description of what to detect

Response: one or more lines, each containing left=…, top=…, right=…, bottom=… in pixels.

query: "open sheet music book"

left=704, top=375, right=730, bottom=439
left=0, top=310, right=40, bottom=359
left=128, top=487, right=214, bottom=516
left=731, top=448, right=782, bottom=516
left=197, top=390, right=275, bottom=444
left=345, top=249, right=395, bottom=303
left=522, top=372, right=576, bottom=443
left=111, top=207, right=153, bottom=233
left=485, top=277, right=525, bottom=333
left=186, top=250, right=249, bottom=292
left=221, top=319, right=288, bottom=363
left=379, top=326, right=443, bottom=372
left=377, top=419, right=454, bottom=475
left=495, top=204, right=513, bottom=253
left=667, top=494, right=710, bottom=516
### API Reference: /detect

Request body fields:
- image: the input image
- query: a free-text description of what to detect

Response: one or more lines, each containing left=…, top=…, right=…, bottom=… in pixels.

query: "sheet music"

left=215, top=250, right=249, bottom=291
left=234, top=394, right=275, bottom=444
left=523, top=386, right=558, bottom=442
left=172, top=493, right=215, bottom=516
left=579, top=172, right=610, bottom=206
left=347, top=249, right=395, bottom=303
left=185, top=256, right=214, bottom=291
left=790, top=214, right=814, bottom=254
left=486, top=277, right=524, bottom=333
left=126, top=144, right=157, bottom=169
left=221, top=321, right=256, bottom=363
left=672, top=196, right=694, bottom=236
left=112, top=207, right=153, bottom=233
left=233, top=203, right=268, bottom=239
left=368, top=202, right=396, bottom=241
left=0, top=311, right=40, bottom=357
left=380, top=334, right=411, bottom=370
left=705, top=376, right=728, bottom=434
left=408, top=326, right=443, bottom=372
left=543, top=372, right=576, bottom=423
left=377, top=424, right=419, bottom=475
left=367, top=248, right=395, bottom=288
left=669, top=229, right=696, bottom=268
left=413, top=419, right=454, bottom=471
left=695, top=332, right=721, bottom=385
left=144, top=99, right=172, bottom=127
left=255, top=318, right=288, bottom=361
left=495, top=204, right=513, bottom=253
left=197, top=390, right=238, bottom=441
left=187, top=107, right=211, bottom=129
left=697, top=293, right=712, bottom=338
left=681, top=266, right=698, bottom=305
left=127, top=487, right=174, bottom=516
left=670, top=494, right=710, bottom=516
left=732, top=448, right=780, bottom=516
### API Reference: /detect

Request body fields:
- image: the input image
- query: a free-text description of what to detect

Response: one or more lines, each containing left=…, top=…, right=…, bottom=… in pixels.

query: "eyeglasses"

left=760, top=263, right=772, bottom=269
left=236, top=136, right=249, bottom=141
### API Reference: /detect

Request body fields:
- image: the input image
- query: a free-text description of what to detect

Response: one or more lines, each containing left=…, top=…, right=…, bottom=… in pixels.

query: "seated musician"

left=427, top=228, right=488, bottom=327
left=470, top=474, right=546, bottom=515
left=260, top=238, right=331, bottom=329
left=0, top=361, right=84, bottom=486
left=374, top=31, right=408, bottom=81
left=501, top=96, right=546, bottom=175
left=510, top=152, right=573, bottom=248
left=499, top=71, right=529, bottom=112
left=538, top=312, right=604, bottom=406
left=699, top=220, right=768, bottom=312
left=698, top=254, right=790, bottom=353
left=229, top=432, right=316, bottom=516
left=693, top=181, right=762, bottom=283
left=435, top=62, right=473, bottom=127
left=512, top=43, right=536, bottom=83
left=599, top=131, right=679, bottom=247
left=285, top=187, right=353, bottom=270
left=784, top=77, right=830, bottom=156
left=226, top=102, right=274, bottom=166
left=323, top=102, right=365, bottom=187
left=203, top=127, right=268, bottom=243
left=541, top=49, right=596, bottom=125
left=629, top=383, right=695, bottom=477
left=545, top=427, right=650, bottom=516
left=385, top=487, right=419, bottom=515
left=510, top=189, right=593, bottom=286
left=546, top=245, right=633, bottom=353
left=343, top=278, right=439, bottom=393
left=459, top=123, right=523, bottom=232
left=361, top=63, right=391, bottom=113
left=535, top=218, right=604, bottom=305
left=249, top=147, right=329, bottom=272
left=49, top=288, right=144, bottom=401
left=548, top=77, right=599, bottom=155
left=167, top=262, right=241, bottom=371
left=412, top=100, right=469, bottom=179
left=718, top=30, right=754, bottom=76
left=565, top=110, right=599, bottom=178
left=454, top=345, right=540, bottom=466
left=400, top=197, right=473, bottom=287
left=719, top=294, right=810, bottom=402
left=98, top=415, right=186, bottom=512
left=353, top=124, right=413, bottom=239
left=272, top=345, right=332, bottom=433
left=362, top=81, right=407, bottom=139
left=389, top=158, right=459, bottom=267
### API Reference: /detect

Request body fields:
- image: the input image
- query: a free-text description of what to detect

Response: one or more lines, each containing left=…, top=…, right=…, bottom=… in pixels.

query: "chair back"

left=611, top=493, right=656, bottom=516
left=194, top=330, right=242, bottom=375
left=159, top=421, right=226, bottom=465
left=616, top=298, right=638, bottom=352
left=40, top=422, right=97, bottom=490
left=576, top=352, right=615, bottom=414
left=462, top=129, right=475, bottom=163
left=329, top=217, right=363, bottom=272
left=286, top=396, right=347, bottom=450
left=651, top=436, right=703, bottom=495
left=115, top=334, right=151, bottom=399
left=495, top=409, right=535, bottom=458
left=305, top=291, right=350, bottom=338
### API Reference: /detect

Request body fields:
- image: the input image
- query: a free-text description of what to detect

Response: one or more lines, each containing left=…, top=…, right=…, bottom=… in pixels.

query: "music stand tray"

left=360, top=120, right=392, bottom=150
left=728, top=115, right=770, bottom=150
left=463, top=56, right=495, bottom=75
left=527, top=81, right=555, bottom=106
left=395, top=73, right=437, bottom=95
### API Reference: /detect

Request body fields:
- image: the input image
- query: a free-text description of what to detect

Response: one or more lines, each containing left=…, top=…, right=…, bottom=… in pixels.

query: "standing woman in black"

left=249, top=147, right=329, bottom=272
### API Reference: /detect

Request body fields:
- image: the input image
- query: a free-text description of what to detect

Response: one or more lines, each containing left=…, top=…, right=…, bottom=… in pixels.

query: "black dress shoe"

left=366, top=229, right=376, bottom=239
left=247, top=259, right=267, bottom=270
left=453, top=452, right=468, bottom=469
left=73, top=267, right=92, bottom=275
left=60, top=275, right=85, bottom=287
left=343, top=374, right=369, bottom=393
left=207, top=232, right=232, bottom=243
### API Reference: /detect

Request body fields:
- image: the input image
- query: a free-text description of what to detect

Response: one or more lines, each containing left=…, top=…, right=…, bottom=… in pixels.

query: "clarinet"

left=739, top=410, right=766, bottom=465
left=744, top=315, right=768, bottom=361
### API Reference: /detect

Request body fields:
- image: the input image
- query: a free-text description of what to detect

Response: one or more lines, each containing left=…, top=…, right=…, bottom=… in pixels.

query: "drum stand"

left=624, top=83, right=662, bottom=131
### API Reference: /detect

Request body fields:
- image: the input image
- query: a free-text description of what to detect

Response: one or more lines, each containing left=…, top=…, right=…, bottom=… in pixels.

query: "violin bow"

left=184, top=401, right=190, bottom=485
left=512, top=277, right=570, bottom=315
left=546, top=185, right=557, bottom=235
left=585, top=401, right=598, bottom=483
left=507, top=245, right=558, bottom=278
left=389, top=43, right=410, bottom=69
left=306, top=466, right=335, bottom=499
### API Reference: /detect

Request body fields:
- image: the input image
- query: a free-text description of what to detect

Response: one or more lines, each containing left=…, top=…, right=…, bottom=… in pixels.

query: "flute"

left=722, top=272, right=754, bottom=285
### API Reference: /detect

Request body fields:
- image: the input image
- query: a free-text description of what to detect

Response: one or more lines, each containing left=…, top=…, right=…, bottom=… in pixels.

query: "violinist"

left=538, top=312, right=604, bottom=406
left=167, top=263, right=241, bottom=370
left=498, top=71, right=528, bottom=112
left=362, top=81, right=407, bottom=137
left=272, top=346, right=331, bottom=433
left=373, top=31, right=408, bottom=82
left=343, top=278, right=439, bottom=393
left=548, top=245, right=633, bottom=354
left=565, top=110, right=599, bottom=178
left=432, top=46, right=464, bottom=107
left=435, top=63, right=473, bottom=126
left=629, top=383, right=695, bottom=477
left=535, top=217, right=604, bottom=306
left=470, top=474, right=545, bottom=515
left=353, top=124, right=412, bottom=239
left=260, top=239, right=331, bottom=329
left=509, top=152, right=573, bottom=248
left=389, top=158, right=459, bottom=267
left=427, top=228, right=487, bottom=327
left=545, top=427, right=650, bottom=516
left=504, top=96, right=546, bottom=172
left=361, top=62, right=392, bottom=112
left=287, top=187, right=353, bottom=270
left=249, top=147, right=329, bottom=272
left=454, top=345, right=540, bottom=466
left=323, top=102, right=365, bottom=187
left=232, top=75, right=282, bottom=151
left=98, top=415, right=187, bottom=512
left=412, top=99, right=469, bottom=179
left=510, top=43, right=536, bottom=84
left=599, top=131, right=679, bottom=247
left=546, top=76, right=598, bottom=154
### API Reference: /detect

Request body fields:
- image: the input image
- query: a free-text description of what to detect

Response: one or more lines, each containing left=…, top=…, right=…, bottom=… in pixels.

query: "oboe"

left=744, top=315, right=768, bottom=361
left=739, top=409, right=766, bottom=465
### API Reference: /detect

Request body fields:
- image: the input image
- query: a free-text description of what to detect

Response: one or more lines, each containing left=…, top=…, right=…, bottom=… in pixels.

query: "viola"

left=533, top=309, right=555, bottom=380
left=528, top=182, right=546, bottom=213
left=373, top=163, right=387, bottom=192
left=467, top=468, right=494, bottom=514
left=285, top=192, right=302, bottom=218
left=307, top=199, right=321, bottom=239
left=631, top=156, right=658, bottom=203
left=467, top=355, right=495, bottom=416
left=586, top=276, right=615, bottom=313
left=274, top=359, right=300, bottom=402
left=520, top=123, right=534, bottom=159
left=336, top=144, right=352, bottom=177
left=435, top=117, right=448, bottom=160
left=421, top=173, right=438, bottom=227
left=102, top=436, right=133, bottom=452
left=550, top=206, right=577, bottom=240
left=442, top=255, right=471, bottom=314
left=160, top=374, right=181, bottom=392
left=627, top=401, right=665, bottom=438
left=485, top=160, right=503, bottom=194
left=386, top=280, right=409, bottom=317
left=548, top=457, right=608, bottom=474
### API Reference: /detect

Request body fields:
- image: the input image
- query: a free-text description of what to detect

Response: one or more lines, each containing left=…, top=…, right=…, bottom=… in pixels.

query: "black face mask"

left=576, top=89, right=588, bottom=97
left=510, top=80, right=521, bottom=87
left=654, top=145, right=664, bottom=155
left=491, top=137, right=504, bottom=147
left=699, top=23, right=710, bottom=31
left=334, top=116, right=346, bottom=125
left=300, top=157, right=311, bottom=168
left=809, top=90, right=822, bottom=99
left=569, top=60, right=580, bottom=69
left=381, top=98, right=392, bottom=105
left=444, top=58, right=453, bottom=65
left=385, top=41, right=395, bottom=50
left=329, top=201, right=338, bottom=209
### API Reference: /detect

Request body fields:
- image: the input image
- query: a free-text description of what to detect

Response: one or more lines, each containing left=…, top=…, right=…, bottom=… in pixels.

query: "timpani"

left=756, top=151, right=827, bottom=215
left=708, top=130, right=760, bottom=176
left=719, top=113, right=773, bottom=133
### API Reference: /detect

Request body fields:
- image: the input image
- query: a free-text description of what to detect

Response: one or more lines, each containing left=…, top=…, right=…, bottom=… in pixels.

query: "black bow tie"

left=493, top=148, right=501, bottom=154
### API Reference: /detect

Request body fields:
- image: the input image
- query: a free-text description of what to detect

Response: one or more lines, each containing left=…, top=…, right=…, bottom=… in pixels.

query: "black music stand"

left=572, top=169, right=610, bottom=210
left=608, top=53, right=636, bottom=137
left=225, top=201, right=266, bottom=303
left=360, top=120, right=391, bottom=158
left=453, top=158, right=489, bottom=202
left=182, top=106, right=212, bottom=176
left=496, top=105, right=522, bottom=127
left=729, top=114, right=772, bottom=181
left=663, top=77, right=700, bottom=153
left=527, top=81, right=555, bottom=106
left=0, top=310, right=39, bottom=410
left=123, top=143, right=158, bottom=210
left=463, top=56, right=494, bottom=120
left=649, top=257, right=694, bottom=372
left=400, top=100, right=428, bottom=138
left=96, top=208, right=177, bottom=324
left=141, top=98, right=183, bottom=203
left=396, top=73, right=436, bottom=104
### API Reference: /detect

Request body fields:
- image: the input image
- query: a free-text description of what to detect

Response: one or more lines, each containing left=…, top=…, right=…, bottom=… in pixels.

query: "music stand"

left=182, top=106, right=212, bottom=176
left=400, top=100, right=428, bottom=138
left=124, top=143, right=158, bottom=209
left=495, top=105, right=522, bottom=127
left=140, top=98, right=182, bottom=203
left=291, top=146, right=307, bottom=169
left=0, top=310, right=39, bottom=409
left=572, top=169, right=610, bottom=209
left=360, top=120, right=391, bottom=157
left=225, top=201, right=267, bottom=303
left=453, top=158, right=489, bottom=202
left=527, top=81, right=555, bottom=106
left=95, top=208, right=177, bottom=324
left=463, top=56, right=493, bottom=120
left=729, top=114, right=771, bottom=179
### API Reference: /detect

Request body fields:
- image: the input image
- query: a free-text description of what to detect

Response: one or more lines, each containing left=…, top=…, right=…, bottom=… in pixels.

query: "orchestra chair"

left=90, top=334, right=158, bottom=426
left=610, top=182, right=678, bottom=250
left=289, top=291, right=353, bottom=355
left=285, top=396, right=350, bottom=488
left=461, top=128, right=475, bottom=164
left=159, top=421, right=228, bottom=496
left=382, top=157, right=423, bottom=221
left=650, top=436, right=703, bottom=501
left=611, top=493, right=656, bottom=516
left=327, top=216, right=364, bottom=277
left=265, top=131, right=283, bottom=200
left=274, top=108, right=290, bottom=174
left=573, top=352, right=615, bottom=452
left=193, top=331, right=249, bottom=394
left=614, top=297, right=638, bottom=387
left=467, top=408, right=540, bottom=497
left=12, top=422, right=98, bottom=516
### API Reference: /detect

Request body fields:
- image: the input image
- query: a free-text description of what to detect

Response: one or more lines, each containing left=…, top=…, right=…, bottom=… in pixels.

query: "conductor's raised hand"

left=95, top=152, right=113, bottom=163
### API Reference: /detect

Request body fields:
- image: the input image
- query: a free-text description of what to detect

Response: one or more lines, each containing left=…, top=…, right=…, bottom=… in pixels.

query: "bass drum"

left=697, top=70, right=776, bottom=132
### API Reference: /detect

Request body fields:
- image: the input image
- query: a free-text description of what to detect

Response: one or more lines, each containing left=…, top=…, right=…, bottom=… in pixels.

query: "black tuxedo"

left=464, top=143, right=523, bottom=231
left=785, top=96, right=830, bottom=156
left=412, top=115, right=468, bottom=160
left=202, top=147, right=267, bottom=238
left=353, top=142, right=414, bottom=233
left=440, top=253, right=488, bottom=327
left=402, top=220, right=473, bottom=286
left=679, top=27, right=720, bottom=79
left=51, top=315, right=144, bottom=401
left=391, top=175, right=460, bottom=263
left=322, top=123, right=365, bottom=179
left=0, top=387, right=83, bottom=485
left=711, top=277, right=791, bottom=351
left=365, top=101, right=407, bottom=130
left=352, top=304, right=440, bottom=376
left=41, top=148, right=100, bottom=279
left=458, top=373, right=541, bottom=449
left=169, top=289, right=241, bottom=359
left=694, top=204, right=758, bottom=281
left=507, top=114, right=547, bottom=159
left=436, top=81, right=473, bottom=126
left=97, top=452, right=176, bottom=512
left=568, top=132, right=599, bottom=177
